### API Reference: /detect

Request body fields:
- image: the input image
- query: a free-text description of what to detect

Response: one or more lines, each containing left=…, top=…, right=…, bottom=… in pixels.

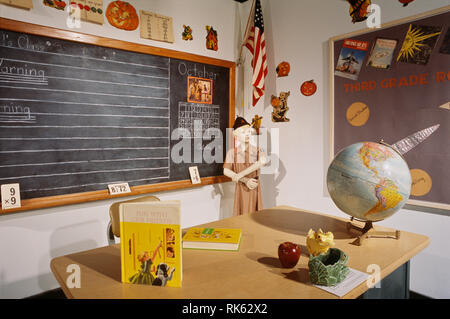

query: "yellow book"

left=119, top=200, right=182, bottom=287
left=182, top=227, right=242, bottom=251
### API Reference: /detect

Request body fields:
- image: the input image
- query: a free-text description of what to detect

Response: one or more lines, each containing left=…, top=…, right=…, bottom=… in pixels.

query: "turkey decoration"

left=399, top=0, right=415, bottom=7
left=347, top=0, right=371, bottom=23
left=300, top=80, right=317, bottom=96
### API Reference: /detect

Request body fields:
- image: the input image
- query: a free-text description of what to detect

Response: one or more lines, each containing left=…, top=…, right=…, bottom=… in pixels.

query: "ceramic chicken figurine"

left=306, top=229, right=335, bottom=257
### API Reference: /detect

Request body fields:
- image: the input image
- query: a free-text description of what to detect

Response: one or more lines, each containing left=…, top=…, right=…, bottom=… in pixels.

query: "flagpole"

left=237, top=0, right=256, bottom=66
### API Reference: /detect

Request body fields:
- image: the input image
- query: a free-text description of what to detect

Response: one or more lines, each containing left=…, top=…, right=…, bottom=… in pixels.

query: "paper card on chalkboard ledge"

left=1, top=183, right=21, bottom=210
left=0, top=0, right=33, bottom=9
left=139, top=10, right=174, bottom=43
left=108, top=182, right=131, bottom=195
left=189, top=166, right=201, bottom=185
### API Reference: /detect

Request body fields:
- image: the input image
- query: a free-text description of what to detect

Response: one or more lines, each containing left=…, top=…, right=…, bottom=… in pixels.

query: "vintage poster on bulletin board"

left=330, top=7, right=450, bottom=210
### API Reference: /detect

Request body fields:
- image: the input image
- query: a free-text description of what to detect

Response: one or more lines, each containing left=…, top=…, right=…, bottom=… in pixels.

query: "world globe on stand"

left=327, top=142, right=412, bottom=222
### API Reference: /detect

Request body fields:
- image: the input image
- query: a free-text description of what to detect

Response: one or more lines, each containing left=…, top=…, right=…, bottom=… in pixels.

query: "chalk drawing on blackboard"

left=178, top=102, right=220, bottom=138
left=187, top=76, right=212, bottom=104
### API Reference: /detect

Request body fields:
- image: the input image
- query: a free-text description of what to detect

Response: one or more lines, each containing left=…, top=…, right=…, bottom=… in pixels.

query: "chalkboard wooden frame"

left=0, top=18, right=235, bottom=214
left=329, top=6, right=450, bottom=211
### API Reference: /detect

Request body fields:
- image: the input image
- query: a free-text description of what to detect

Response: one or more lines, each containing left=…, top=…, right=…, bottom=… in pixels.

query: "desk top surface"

left=50, top=206, right=429, bottom=299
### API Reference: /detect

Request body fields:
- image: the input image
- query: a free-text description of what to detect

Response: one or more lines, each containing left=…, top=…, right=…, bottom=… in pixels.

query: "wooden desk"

left=50, top=206, right=429, bottom=299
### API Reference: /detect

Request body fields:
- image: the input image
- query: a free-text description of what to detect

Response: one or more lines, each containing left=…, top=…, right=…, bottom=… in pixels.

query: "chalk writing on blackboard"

left=178, top=102, right=220, bottom=138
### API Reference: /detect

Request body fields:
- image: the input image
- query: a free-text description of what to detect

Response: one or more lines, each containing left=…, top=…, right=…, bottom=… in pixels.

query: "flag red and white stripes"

left=244, top=0, right=268, bottom=106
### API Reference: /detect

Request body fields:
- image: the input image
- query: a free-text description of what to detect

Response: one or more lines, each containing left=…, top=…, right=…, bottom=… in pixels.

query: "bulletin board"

left=0, top=18, right=235, bottom=214
left=329, top=6, right=450, bottom=210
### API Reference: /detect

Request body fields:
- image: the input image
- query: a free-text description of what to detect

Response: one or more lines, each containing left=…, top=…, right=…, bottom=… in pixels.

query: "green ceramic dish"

left=308, top=248, right=349, bottom=286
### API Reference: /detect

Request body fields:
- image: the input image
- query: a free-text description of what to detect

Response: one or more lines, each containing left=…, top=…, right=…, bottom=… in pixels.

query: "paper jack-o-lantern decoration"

left=276, top=62, right=290, bottom=77
left=300, top=80, right=317, bottom=96
left=106, top=1, right=139, bottom=31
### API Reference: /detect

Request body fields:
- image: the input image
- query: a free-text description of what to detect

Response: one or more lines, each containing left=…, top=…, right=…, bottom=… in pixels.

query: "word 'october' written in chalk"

left=343, top=71, right=450, bottom=93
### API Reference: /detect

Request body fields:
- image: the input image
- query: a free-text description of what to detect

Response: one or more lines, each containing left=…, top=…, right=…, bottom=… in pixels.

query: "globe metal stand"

left=347, top=217, right=400, bottom=246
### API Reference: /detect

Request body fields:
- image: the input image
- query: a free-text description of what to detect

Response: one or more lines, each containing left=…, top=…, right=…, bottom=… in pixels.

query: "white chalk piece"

left=108, top=182, right=131, bottom=195
left=1, top=183, right=21, bottom=210
left=189, top=166, right=201, bottom=184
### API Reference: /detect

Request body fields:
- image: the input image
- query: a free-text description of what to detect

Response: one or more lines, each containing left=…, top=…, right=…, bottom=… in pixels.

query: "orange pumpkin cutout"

left=276, top=62, right=290, bottom=77
left=106, top=1, right=139, bottom=31
left=300, top=80, right=317, bottom=96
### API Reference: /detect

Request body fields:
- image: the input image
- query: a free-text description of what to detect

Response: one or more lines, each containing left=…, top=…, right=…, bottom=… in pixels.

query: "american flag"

left=244, top=0, right=268, bottom=106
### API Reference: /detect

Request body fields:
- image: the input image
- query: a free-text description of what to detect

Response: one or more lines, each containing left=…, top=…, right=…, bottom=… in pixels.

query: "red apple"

left=278, top=242, right=301, bottom=268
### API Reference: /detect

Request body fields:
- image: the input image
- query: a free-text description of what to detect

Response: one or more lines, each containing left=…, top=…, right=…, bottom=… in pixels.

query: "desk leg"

left=360, top=261, right=410, bottom=299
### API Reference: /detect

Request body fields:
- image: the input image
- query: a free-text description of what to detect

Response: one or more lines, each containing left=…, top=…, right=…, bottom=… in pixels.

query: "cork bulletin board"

left=329, top=6, right=450, bottom=210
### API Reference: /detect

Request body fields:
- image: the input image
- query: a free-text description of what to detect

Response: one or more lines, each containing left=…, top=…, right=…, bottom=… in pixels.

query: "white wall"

left=0, top=0, right=237, bottom=298
left=238, top=0, right=449, bottom=298
left=1, top=0, right=449, bottom=299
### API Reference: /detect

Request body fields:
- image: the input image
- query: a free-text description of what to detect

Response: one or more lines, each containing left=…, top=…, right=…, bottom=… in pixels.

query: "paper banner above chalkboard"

left=43, top=0, right=105, bottom=25
left=1, top=0, right=33, bottom=9
left=140, top=10, right=174, bottom=43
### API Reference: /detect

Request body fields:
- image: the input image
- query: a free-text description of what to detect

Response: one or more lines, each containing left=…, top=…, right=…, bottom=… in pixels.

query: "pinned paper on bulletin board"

left=140, top=10, right=174, bottom=43
left=0, top=0, right=33, bottom=9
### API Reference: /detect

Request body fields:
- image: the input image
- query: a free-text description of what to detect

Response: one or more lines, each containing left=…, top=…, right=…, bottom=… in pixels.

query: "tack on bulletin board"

left=139, top=10, right=174, bottom=43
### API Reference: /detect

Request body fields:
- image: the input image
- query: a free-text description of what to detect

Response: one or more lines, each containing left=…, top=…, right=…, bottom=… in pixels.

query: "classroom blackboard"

left=0, top=18, right=235, bottom=214
left=329, top=6, right=450, bottom=210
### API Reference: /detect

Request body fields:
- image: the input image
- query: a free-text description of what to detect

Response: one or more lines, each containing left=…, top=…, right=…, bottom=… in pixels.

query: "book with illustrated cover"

left=367, top=38, right=398, bottom=69
left=119, top=200, right=182, bottom=287
left=397, top=24, right=442, bottom=65
left=182, top=227, right=242, bottom=251
left=335, top=39, right=370, bottom=80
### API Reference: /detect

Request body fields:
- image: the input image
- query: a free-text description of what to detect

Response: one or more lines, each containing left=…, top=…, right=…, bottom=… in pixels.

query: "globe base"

left=347, top=217, right=400, bottom=246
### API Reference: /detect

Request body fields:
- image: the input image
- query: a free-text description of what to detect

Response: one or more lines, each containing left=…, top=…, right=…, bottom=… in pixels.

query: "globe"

left=327, top=142, right=411, bottom=222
